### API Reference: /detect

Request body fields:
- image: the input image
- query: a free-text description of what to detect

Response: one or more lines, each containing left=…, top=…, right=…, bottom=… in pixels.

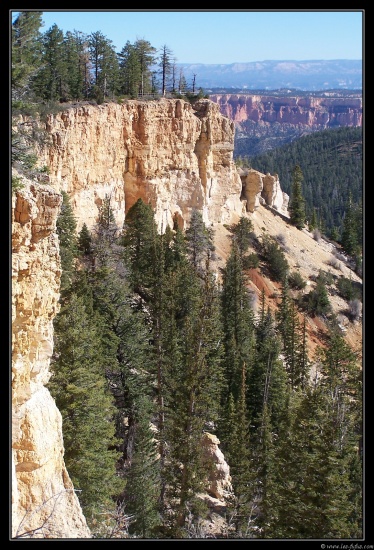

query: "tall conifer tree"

left=124, top=395, right=161, bottom=538
left=289, top=164, right=306, bottom=230
left=12, top=11, right=43, bottom=99
left=49, top=293, right=122, bottom=526
left=56, top=191, right=77, bottom=294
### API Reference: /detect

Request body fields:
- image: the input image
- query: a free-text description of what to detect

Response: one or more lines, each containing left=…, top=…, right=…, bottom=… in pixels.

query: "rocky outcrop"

left=239, top=168, right=289, bottom=215
left=11, top=177, right=91, bottom=539
left=36, top=98, right=246, bottom=233
left=210, top=94, right=363, bottom=128
left=202, top=433, right=232, bottom=501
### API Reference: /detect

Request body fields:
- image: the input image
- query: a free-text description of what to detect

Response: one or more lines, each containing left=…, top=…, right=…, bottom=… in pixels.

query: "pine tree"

left=90, top=193, right=121, bottom=268
left=98, top=193, right=116, bottom=231
left=134, top=39, right=157, bottom=96
left=185, top=209, right=215, bottom=273
left=308, top=208, right=318, bottom=232
left=305, top=272, right=331, bottom=316
left=330, top=225, right=340, bottom=242
left=261, top=235, right=289, bottom=283
left=49, top=293, right=122, bottom=526
left=63, top=30, right=89, bottom=101
left=253, top=402, right=279, bottom=538
left=122, top=198, right=159, bottom=296
left=118, top=41, right=141, bottom=98
left=220, top=242, right=256, bottom=406
left=32, top=23, right=69, bottom=102
left=289, top=164, right=306, bottom=230
left=226, top=363, right=254, bottom=537
left=124, top=395, right=161, bottom=538
left=226, top=216, right=254, bottom=263
left=159, top=44, right=173, bottom=95
left=298, top=315, right=310, bottom=390
left=11, top=11, right=43, bottom=100
left=247, top=298, right=288, bottom=435
left=277, top=282, right=310, bottom=389
left=78, top=222, right=92, bottom=255
left=88, top=31, right=119, bottom=102
left=316, top=330, right=362, bottom=430
left=178, top=69, right=188, bottom=94
left=341, top=192, right=361, bottom=258
left=56, top=191, right=77, bottom=293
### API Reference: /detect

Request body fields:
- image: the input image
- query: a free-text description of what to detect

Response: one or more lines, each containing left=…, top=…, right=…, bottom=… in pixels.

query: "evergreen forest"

left=11, top=11, right=203, bottom=112
left=47, top=193, right=363, bottom=539
left=11, top=11, right=364, bottom=540
left=238, top=127, right=363, bottom=247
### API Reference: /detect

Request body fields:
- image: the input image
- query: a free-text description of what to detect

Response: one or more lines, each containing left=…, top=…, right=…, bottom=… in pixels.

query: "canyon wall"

left=12, top=98, right=289, bottom=538
left=209, top=94, right=363, bottom=128
left=37, top=98, right=246, bottom=233
left=11, top=179, right=91, bottom=538
left=209, top=93, right=363, bottom=157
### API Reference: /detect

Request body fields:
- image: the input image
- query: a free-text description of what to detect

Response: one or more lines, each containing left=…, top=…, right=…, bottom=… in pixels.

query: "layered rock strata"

left=210, top=94, right=363, bottom=128
left=38, top=98, right=246, bottom=232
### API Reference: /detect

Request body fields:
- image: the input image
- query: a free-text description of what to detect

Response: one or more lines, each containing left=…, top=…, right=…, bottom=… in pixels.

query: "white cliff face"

left=11, top=178, right=91, bottom=539
left=37, top=98, right=246, bottom=232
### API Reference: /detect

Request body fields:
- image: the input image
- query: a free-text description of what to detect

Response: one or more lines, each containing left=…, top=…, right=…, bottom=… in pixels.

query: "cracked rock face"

left=11, top=178, right=91, bottom=539
left=38, top=98, right=246, bottom=233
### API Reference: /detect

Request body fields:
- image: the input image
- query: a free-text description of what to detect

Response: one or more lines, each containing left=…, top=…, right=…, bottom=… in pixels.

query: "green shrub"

left=288, top=270, right=306, bottom=290
left=243, top=253, right=260, bottom=269
left=12, top=175, right=24, bottom=193
left=303, top=277, right=331, bottom=316
left=261, top=235, right=289, bottom=282
left=336, top=276, right=362, bottom=302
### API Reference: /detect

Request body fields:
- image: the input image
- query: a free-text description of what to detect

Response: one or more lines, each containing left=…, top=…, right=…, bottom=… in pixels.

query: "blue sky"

left=11, top=10, right=364, bottom=65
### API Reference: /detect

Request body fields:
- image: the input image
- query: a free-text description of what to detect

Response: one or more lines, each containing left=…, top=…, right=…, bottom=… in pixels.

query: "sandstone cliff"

left=37, top=98, right=246, bottom=233
left=12, top=97, right=361, bottom=539
left=209, top=93, right=363, bottom=157
left=210, top=94, right=362, bottom=128
left=12, top=98, right=254, bottom=539
left=11, top=177, right=91, bottom=539
left=16, top=98, right=287, bottom=233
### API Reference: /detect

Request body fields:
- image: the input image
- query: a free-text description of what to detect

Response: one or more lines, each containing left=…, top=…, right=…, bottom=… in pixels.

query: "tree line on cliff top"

left=12, top=11, right=204, bottom=109
left=46, top=192, right=362, bottom=539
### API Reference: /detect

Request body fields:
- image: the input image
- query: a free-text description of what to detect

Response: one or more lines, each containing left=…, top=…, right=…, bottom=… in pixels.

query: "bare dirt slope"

left=211, top=205, right=363, bottom=359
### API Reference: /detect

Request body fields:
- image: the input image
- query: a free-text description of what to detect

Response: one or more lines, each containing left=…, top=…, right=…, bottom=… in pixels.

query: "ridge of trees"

left=11, top=11, right=207, bottom=111
left=238, top=126, right=363, bottom=248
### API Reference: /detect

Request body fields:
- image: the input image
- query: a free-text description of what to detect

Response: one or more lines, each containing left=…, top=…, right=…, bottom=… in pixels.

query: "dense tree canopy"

left=248, top=126, right=363, bottom=244
left=46, top=190, right=363, bottom=539
left=12, top=11, right=363, bottom=540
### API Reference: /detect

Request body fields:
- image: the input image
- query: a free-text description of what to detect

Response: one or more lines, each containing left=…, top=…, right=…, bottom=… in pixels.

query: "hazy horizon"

left=10, top=10, right=364, bottom=65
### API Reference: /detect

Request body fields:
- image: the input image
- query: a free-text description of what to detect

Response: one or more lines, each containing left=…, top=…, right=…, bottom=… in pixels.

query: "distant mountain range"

left=177, top=60, right=362, bottom=91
